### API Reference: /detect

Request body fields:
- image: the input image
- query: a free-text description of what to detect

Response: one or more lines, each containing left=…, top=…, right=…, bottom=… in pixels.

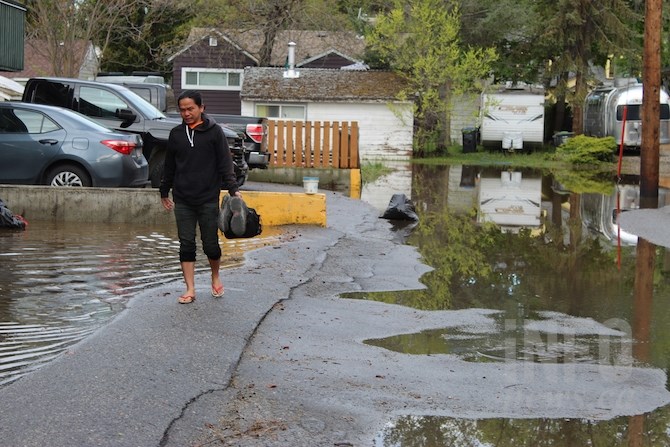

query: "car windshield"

left=115, top=85, right=167, bottom=120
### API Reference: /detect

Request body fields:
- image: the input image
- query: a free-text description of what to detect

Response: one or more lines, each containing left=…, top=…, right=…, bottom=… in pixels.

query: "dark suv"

left=22, top=77, right=248, bottom=187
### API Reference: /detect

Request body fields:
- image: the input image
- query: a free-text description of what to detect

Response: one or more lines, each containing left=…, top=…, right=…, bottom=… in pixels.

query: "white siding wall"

left=450, top=93, right=481, bottom=144
left=241, top=100, right=413, bottom=161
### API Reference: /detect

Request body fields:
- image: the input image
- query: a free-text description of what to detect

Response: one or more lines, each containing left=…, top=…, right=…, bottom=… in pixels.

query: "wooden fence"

left=267, top=120, right=359, bottom=169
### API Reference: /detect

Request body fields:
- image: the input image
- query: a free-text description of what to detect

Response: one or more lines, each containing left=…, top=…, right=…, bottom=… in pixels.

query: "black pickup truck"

left=102, top=81, right=270, bottom=172
left=21, top=77, right=250, bottom=188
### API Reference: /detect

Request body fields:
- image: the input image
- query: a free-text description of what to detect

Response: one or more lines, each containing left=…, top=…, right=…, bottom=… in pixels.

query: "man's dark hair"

left=178, top=90, right=203, bottom=106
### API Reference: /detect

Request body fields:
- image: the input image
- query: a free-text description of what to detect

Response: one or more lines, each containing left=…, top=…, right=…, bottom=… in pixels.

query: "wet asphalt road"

left=0, top=182, right=669, bottom=446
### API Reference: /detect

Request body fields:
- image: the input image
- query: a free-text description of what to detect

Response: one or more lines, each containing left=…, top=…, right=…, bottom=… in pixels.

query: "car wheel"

left=46, top=164, right=91, bottom=187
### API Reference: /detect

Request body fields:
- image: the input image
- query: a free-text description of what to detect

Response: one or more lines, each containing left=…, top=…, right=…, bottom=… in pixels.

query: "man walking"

left=159, top=90, right=241, bottom=304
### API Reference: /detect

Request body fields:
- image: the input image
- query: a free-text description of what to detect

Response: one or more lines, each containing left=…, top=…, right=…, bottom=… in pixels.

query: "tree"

left=193, top=0, right=352, bottom=66
left=534, top=0, right=640, bottom=134
left=366, top=0, right=497, bottom=153
left=99, top=1, right=197, bottom=76
left=24, top=0, right=143, bottom=77
left=458, top=0, right=542, bottom=85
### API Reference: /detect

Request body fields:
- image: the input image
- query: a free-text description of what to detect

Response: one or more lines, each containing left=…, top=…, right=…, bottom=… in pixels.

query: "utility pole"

left=640, top=0, right=662, bottom=206
left=633, top=0, right=662, bottom=401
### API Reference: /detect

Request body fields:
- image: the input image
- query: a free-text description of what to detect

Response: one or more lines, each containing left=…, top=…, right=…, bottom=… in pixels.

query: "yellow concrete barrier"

left=221, top=191, right=326, bottom=227
left=349, top=169, right=361, bottom=199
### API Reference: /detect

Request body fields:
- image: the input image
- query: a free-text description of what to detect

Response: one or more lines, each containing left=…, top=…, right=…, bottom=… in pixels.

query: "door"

left=0, top=107, right=66, bottom=183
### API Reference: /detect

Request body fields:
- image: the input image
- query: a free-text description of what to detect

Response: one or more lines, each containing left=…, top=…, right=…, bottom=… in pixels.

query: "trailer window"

left=617, top=104, right=670, bottom=120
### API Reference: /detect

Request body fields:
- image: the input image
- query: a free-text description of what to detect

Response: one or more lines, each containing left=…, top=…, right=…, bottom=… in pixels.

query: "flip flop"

left=211, top=285, right=225, bottom=297
left=178, top=295, right=196, bottom=304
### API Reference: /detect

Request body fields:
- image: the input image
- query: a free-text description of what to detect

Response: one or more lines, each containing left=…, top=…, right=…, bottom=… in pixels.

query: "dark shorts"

left=174, top=201, right=221, bottom=262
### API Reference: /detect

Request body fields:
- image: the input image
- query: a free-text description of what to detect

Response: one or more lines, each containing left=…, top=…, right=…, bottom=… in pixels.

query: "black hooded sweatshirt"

left=159, top=113, right=239, bottom=205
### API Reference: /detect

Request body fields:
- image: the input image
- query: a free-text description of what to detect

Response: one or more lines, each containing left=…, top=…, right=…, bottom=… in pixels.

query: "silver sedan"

left=0, top=102, right=148, bottom=187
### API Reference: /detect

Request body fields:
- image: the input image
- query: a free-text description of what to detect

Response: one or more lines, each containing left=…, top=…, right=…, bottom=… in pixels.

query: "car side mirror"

left=116, top=108, right=137, bottom=128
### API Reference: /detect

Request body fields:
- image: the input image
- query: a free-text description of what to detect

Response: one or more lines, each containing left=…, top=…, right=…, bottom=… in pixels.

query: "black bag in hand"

left=219, top=196, right=262, bottom=239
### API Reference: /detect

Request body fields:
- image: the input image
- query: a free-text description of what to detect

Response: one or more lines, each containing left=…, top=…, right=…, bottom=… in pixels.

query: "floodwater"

left=0, top=221, right=282, bottom=386
left=356, top=163, right=670, bottom=446
left=3, top=164, right=670, bottom=446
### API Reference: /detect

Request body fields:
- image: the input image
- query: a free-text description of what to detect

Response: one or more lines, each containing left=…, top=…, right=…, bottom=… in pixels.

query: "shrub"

left=553, top=135, right=616, bottom=165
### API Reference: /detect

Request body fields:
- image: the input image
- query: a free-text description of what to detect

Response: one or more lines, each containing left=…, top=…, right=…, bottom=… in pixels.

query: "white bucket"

left=303, top=177, right=319, bottom=194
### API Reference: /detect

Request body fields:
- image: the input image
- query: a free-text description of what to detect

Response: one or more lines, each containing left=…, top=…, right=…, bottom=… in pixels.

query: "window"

left=617, top=104, right=670, bottom=121
left=14, top=110, right=60, bottom=133
left=79, top=86, right=130, bottom=118
left=0, top=108, right=59, bottom=134
left=181, top=68, right=243, bottom=91
left=31, top=81, right=72, bottom=108
left=255, top=104, right=305, bottom=120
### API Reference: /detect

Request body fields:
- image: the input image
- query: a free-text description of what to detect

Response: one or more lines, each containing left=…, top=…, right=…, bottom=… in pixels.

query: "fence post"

left=350, top=121, right=360, bottom=168
left=339, top=121, right=349, bottom=168
left=313, top=121, right=322, bottom=167
left=286, top=121, right=295, bottom=166
left=277, top=121, right=287, bottom=166
left=304, top=121, right=313, bottom=167
left=323, top=121, right=331, bottom=168
left=268, top=121, right=276, bottom=165
left=331, top=121, right=340, bottom=169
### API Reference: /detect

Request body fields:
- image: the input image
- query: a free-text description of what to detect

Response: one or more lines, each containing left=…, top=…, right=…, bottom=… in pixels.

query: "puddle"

left=354, top=165, right=670, bottom=370
left=364, top=313, right=633, bottom=366
left=375, top=410, right=670, bottom=447
left=0, top=221, right=282, bottom=386
left=359, top=163, right=670, bottom=445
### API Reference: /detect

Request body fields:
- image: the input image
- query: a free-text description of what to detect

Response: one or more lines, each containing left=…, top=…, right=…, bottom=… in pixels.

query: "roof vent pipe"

left=284, top=41, right=300, bottom=78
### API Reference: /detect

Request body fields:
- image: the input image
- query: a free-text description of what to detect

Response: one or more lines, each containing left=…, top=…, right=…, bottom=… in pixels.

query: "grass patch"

left=413, top=142, right=619, bottom=174
left=411, top=141, right=622, bottom=194
left=361, top=161, right=394, bottom=184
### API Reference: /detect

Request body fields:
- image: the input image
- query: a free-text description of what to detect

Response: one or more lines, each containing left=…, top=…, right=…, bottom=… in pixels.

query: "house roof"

left=240, top=67, right=411, bottom=102
left=0, top=39, right=94, bottom=79
left=167, top=28, right=258, bottom=64
left=296, top=49, right=358, bottom=68
left=176, top=28, right=366, bottom=67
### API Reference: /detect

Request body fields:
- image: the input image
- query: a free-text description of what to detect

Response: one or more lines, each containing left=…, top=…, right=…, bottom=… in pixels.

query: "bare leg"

left=209, top=258, right=224, bottom=296
left=180, top=261, right=196, bottom=302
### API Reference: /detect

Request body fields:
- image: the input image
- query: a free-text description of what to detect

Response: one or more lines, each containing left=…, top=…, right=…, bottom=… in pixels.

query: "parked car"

left=0, top=102, right=149, bottom=187
left=21, top=77, right=248, bottom=188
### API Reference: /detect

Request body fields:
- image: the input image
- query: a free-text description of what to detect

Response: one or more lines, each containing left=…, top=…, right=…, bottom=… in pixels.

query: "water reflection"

left=354, top=164, right=670, bottom=370
left=375, top=410, right=670, bottom=447
left=358, top=163, right=670, bottom=446
left=0, top=222, right=282, bottom=386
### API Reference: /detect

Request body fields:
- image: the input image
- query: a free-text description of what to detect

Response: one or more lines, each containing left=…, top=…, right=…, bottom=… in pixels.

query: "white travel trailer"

left=477, top=170, right=543, bottom=233
left=583, top=80, right=670, bottom=149
left=480, top=86, right=546, bottom=151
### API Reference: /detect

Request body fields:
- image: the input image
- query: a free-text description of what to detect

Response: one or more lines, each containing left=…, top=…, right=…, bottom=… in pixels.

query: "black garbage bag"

left=381, top=193, right=419, bottom=221
left=0, top=199, right=27, bottom=230
left=388, top=219, right=419, bottom=243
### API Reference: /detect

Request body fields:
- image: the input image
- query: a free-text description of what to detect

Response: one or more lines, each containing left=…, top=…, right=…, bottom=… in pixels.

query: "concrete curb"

left=0, top=184, right=327, bottom=226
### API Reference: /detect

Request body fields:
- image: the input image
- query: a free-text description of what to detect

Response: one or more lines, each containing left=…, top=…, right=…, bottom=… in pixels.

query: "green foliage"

left=415, top=146, right=558, bottom=169
left=380, top=411, right=670, bottom=447
left=360, top=161, right=393, bottom=185
left=550, top=169, right=615, bottom=195
left=458, top=0, right=542, bottom=84
left=552, top=135, right=616, bottom=165
left=534, top=0, right=641, bottom=130
left=365, top=0, right=497, bottom=151
left=99, top=2, right=197, bottom=76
